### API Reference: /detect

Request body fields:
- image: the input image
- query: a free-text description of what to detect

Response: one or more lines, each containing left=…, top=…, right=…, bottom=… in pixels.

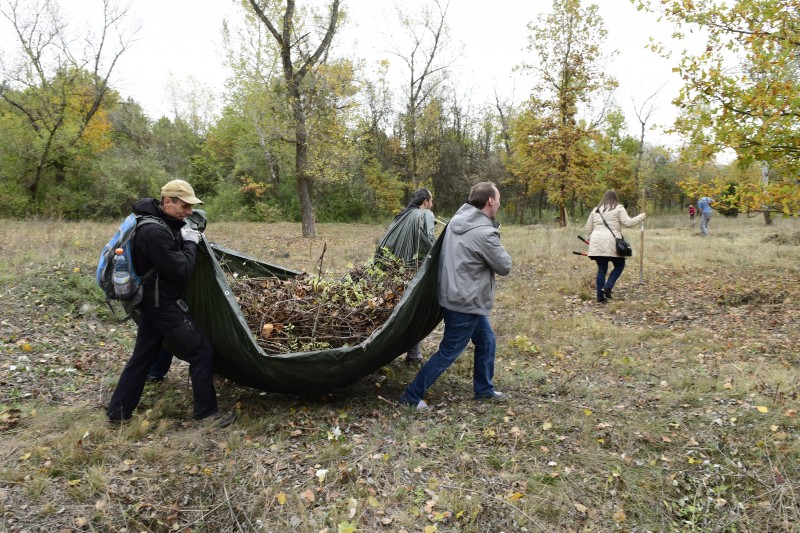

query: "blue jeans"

left=595, top=257, right=626, bottom=301
left=700, top=212, right=712, bottom=236
left=400, top=307, right=496, bottom=404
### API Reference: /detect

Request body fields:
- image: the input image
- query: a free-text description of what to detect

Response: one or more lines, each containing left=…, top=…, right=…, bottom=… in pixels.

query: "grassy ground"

left=0, top=214, right=798, bottom=532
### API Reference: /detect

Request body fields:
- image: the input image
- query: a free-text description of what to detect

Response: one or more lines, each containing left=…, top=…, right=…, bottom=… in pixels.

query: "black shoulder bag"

left=596, top=209, right=633, bottom=257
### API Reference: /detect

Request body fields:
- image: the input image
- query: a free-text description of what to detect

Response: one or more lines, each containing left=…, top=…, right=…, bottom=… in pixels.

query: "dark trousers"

left=107, top=303, right=218, bottom=421
left=594, top=256, right=626, bottom=301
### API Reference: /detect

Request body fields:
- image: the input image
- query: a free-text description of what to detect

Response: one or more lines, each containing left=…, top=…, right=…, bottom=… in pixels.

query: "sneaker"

left=603, top=287, right=613, bottom=300
left=399, top=397, right=431, bottom=411
left=405, top=354, right=424, bottom=363
left=199, top=410, right=237, bottom=428
left=414, top=400, right=432, bottom=411
left=476, top=391, right=508, bottom=402
left=146, top=374, right=165, bottom=383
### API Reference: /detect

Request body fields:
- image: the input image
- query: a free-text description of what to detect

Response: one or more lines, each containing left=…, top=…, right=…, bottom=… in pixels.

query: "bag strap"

left=596, top=208, right=623, bottom=240
left=133, top=215, right=174, bottom=308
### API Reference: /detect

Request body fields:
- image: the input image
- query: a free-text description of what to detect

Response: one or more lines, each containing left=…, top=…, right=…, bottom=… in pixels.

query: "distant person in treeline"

left=584, top=190, right=646, bottom=303
left=697, top=196, right=714, bottom=236
left=688, top=204, right=696, bottom=225
left=375, top=188, right=435, bottom=363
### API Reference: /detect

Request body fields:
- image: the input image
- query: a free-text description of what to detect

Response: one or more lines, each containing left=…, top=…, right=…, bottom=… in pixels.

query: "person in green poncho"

left=376, top=188, right=436, bottom=362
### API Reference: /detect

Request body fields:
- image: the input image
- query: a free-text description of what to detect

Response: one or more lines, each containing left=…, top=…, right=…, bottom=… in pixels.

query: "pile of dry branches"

left=228, top=258, right=415, bottom=354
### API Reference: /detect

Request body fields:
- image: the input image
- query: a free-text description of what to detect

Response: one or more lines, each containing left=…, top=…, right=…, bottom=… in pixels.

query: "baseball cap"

left=160, top=179, right=203, bottom=204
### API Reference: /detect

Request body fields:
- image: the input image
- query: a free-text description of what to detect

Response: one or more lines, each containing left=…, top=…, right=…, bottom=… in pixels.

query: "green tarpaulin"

left=375, top=210, right=433, bottom=266
left=180, top=235, right=444, bottom=394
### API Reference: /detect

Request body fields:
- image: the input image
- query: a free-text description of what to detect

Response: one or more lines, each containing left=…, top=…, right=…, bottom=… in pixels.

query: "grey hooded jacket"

left=438, top=203, right=512, bottom=316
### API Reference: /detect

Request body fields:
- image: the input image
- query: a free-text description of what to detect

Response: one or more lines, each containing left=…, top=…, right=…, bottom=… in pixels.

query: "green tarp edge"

left=181, top=233, right=445, bottom=394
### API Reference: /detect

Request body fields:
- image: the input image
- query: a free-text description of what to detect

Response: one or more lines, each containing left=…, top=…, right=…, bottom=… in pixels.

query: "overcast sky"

left=13, top=0, right=691, bottom=146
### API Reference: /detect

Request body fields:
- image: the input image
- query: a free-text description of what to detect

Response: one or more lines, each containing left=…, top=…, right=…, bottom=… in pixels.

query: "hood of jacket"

left=448, top=203, right=499, bottom=235
left=132, top=198, right=186, bottom=231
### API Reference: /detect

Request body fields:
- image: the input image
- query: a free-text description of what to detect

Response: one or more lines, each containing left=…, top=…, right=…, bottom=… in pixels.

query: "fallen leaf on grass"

left=756, top=406, right=769, bottom=413
left=276, top=492, right=287, bottom=505
left=574, top=503, right=588, bottom=514
left=337, top=521, right=357, bottom=533
left=300, top=489, right=315, bottom=506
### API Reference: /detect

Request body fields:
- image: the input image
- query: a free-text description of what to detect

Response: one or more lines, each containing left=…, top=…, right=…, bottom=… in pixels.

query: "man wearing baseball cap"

left=106, top=179, right=235, bottom=427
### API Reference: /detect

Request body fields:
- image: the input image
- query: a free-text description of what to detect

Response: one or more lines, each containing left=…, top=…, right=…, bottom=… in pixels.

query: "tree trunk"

left=247, top=0, right=340, bottom=239
left=558, top=152, right=568, bottom=227
left=293, top=99, right=316, bottom=237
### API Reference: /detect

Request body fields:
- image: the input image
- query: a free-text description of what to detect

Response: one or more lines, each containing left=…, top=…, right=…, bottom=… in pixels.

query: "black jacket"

left=131, top=198, right=198, bottom=308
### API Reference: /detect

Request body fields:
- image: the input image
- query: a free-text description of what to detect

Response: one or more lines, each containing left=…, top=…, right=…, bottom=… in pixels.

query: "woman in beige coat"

left=584, top=190, right=646, bottom=303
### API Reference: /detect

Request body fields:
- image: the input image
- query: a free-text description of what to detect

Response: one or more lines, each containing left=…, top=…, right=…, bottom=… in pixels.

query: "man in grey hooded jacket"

left=399, top=182, right=512, bottom=410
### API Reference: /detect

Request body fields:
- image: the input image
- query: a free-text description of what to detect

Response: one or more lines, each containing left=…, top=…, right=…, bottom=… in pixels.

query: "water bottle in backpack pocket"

left=112, top=248, right=136, bottom=299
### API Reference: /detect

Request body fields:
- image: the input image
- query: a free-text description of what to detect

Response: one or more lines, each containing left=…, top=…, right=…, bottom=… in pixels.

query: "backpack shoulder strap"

left=131, top=215, right=173, bottom=308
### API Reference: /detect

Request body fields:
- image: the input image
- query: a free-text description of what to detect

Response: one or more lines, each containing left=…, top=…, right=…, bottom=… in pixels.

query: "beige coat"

left=584, top=204, right=646, bottom=258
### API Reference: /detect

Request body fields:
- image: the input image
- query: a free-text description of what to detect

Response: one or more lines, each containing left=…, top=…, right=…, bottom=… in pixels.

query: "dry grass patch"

left=1, top=215, right=799, bottom=531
